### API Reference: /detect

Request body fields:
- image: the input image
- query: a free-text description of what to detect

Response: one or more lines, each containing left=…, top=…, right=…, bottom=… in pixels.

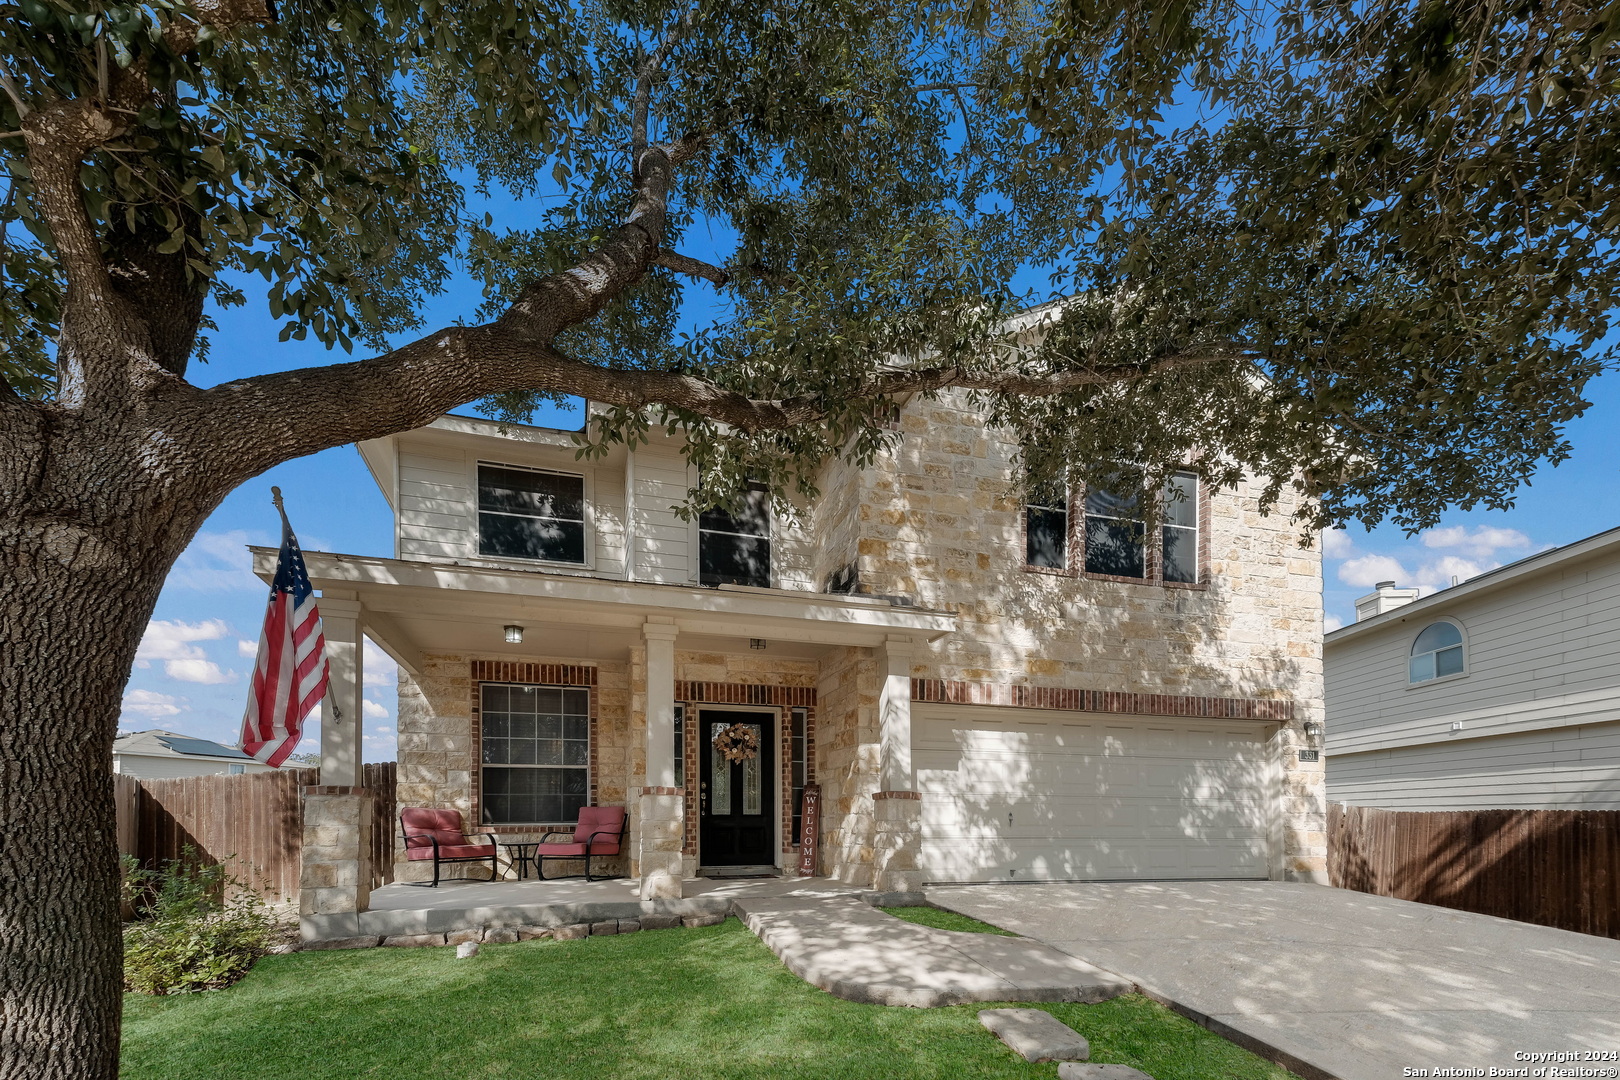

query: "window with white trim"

left=1409, top=622, right=1465, bottom=683
left=1083, top=477, right=1146, bottom=578
left=1161, top=472, right=1199, bottom=584
left=480, top=683, right=589, bottom=824
left=477, top=463, right=586, bottom=564
left=699, top=484, right=772, bottom=587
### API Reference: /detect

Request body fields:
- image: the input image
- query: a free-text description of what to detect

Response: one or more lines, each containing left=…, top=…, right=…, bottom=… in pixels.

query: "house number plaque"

left=798, top=784, right=820, bottom=877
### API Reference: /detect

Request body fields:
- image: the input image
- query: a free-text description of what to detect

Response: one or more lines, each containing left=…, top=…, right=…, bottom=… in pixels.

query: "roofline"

left=1325, top=523, right=1620, bottom=645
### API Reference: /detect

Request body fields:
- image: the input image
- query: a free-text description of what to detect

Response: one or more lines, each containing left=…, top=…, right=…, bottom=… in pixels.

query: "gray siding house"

left=1324, top=526, right=1620, bottom=810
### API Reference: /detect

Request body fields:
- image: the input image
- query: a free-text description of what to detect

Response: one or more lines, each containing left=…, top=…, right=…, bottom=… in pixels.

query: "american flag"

left=238, top=491, right=328, bottom=766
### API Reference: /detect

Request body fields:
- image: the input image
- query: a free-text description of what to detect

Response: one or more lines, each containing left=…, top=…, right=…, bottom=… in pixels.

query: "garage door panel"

left=915, top=705, right=1271, bottom=883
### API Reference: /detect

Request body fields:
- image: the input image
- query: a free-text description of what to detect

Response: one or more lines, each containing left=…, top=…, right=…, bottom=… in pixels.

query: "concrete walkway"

left=930, top=881, right=1620, bottom=1080
left=735, top=895, right=1130, bottom=1007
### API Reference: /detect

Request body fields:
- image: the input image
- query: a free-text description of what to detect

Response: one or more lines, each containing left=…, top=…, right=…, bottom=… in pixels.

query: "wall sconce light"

left=504, top=624, right=525, bottom=645
left=1302, top=720, right=1323, bottom=744
left=750, top=638, right=767, bottom=650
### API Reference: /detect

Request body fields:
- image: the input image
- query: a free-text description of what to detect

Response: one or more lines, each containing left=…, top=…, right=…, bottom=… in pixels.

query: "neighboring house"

left=113, top=729, right=274, bottom=779
left=1325, top=526, right=1620, bottom=811
left=258, top=375, right=1325, bottom=912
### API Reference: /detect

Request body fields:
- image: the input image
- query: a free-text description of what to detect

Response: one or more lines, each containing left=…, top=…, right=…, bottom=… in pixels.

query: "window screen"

left=1026, top=482, right=1067, bottom=569
left=1083, top=481, right=1146, bottom=578
left=699, top=486, right=771, bottom=587
left=1161, top=473, right=1199, bottom=583
left=478, top=464, right=586, bottom=563
left=481, top=683, right=590, bottom=824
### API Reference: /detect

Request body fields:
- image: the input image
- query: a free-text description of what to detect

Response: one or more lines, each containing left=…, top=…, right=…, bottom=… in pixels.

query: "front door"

left=699, top=710, right=776, bottom=867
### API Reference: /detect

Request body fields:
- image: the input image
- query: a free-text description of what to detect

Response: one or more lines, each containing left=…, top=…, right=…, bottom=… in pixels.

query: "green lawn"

left=122, top=920, right=1298, bottom=1080
left=879, top=905, right=1019, bottom=936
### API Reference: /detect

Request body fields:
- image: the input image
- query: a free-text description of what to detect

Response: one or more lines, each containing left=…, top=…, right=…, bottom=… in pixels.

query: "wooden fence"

left=1329, top=802, right=1620, bottom=938
left=114, top=762, right=397, bottom=904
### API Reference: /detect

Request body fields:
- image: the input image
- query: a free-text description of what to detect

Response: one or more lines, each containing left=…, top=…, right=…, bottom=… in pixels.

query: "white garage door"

left=914, top=705, right=1273, bottom=882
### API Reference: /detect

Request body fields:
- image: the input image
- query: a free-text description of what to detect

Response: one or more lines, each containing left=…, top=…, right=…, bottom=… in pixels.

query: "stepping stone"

left=1058, top=1065, right=1154, bottom=1080
left=978, top=1008, right=1091, bottom=1062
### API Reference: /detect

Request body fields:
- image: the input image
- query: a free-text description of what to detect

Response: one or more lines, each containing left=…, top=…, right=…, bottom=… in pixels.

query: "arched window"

left=1410, top=621, right=1465, bottom=684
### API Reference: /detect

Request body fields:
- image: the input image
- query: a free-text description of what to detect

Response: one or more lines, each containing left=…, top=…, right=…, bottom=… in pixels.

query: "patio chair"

left=534, top=806, right=627, bottom=882
left=400, top=807, right=498, bottom=887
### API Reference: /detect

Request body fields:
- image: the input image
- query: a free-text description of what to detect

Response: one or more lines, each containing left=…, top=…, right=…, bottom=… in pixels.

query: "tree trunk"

left=0, top=491, right=190, bottom=1078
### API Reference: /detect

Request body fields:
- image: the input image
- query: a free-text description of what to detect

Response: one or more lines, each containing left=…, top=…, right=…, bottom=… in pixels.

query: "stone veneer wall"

left=813, top=646, right=882, bottom=884
left=846, top=389, right=1328, bottom=882
left=394, top=652, right=631, bottom=882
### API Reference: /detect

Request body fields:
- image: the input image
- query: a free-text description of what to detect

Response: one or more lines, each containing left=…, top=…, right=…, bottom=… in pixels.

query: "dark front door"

left=699, top=710, right=776, bottom=867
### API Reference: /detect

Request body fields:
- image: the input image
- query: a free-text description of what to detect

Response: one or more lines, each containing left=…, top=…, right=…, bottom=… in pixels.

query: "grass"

left=121, top=920, right=1299, bottom=1080
left=879, top=905, right=1019, bottom=936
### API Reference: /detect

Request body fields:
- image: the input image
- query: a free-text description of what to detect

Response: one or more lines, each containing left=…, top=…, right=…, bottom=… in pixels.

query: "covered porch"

left=250, top=548, right=955, bottom=937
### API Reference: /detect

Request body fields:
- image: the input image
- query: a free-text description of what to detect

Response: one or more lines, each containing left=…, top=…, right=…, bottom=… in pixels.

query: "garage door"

left=914, top=705, right=1273, bottom=882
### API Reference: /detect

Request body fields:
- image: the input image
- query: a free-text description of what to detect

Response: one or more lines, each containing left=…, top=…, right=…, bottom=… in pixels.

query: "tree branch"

left=0, top=57, right=30, bottom=119
left=631, top=7, right=696, bottom=156
left=653, top=251, right=729, bottom=285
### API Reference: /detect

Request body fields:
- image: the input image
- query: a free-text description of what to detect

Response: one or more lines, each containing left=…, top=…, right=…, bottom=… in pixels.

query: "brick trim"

left=911, top=678, right=1294, bottom=722
left=641, top=786, right=682, bottom=796
left=675, top=681, right=815, bottom=707
left=470, top=662, right=600, bottom=828
left=305, top=786, right=370, bottom=796
left=872, top=789, right=921, bottom=801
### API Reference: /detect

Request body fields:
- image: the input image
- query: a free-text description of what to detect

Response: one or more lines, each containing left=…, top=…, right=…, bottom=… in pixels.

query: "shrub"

left=122, top=849, right=277, bottom=995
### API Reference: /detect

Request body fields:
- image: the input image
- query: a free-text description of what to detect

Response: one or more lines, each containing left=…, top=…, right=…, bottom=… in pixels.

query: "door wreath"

left=712, top=722, right=760, bottom=763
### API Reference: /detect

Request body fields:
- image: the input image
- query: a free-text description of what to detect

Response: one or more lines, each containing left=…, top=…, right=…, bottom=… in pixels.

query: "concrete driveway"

left=928, top=881, right=1620, bottom=1080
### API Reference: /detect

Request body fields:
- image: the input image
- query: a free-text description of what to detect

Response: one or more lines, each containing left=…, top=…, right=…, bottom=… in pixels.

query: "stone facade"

left=301, top=788, right=372, bottom=915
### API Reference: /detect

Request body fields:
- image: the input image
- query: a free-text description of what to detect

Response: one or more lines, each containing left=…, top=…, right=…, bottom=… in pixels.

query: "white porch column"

left=872, top=635, right=923, bottom=894
left=300, top=595, right=373, bottom=924
left=639, top=618, right=684, bottom=900
left=318, top=596, right=364, bottom=787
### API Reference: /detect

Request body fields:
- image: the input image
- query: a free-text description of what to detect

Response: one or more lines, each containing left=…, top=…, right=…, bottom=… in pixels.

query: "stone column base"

left=301, top=787, right=373, bottom=916
left=638, top=789, right=685, bottom=900
left=870, top=790, right=923, bottom=894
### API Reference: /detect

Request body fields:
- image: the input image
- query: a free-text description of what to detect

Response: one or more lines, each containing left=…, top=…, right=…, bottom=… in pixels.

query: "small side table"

left=493, top=838, right=540, bottom=880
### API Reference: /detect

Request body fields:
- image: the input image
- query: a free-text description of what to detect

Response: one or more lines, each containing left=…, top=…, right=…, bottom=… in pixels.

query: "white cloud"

left=362, top=699, right=389, bottom=719
left=1324, top=614, right=1344, bottom=633
left=1321, top=529, right=1355, bottom=559
left=136, top=619, right=237, bottom=684
left=362, top=638, right=399, bottom=688
left=237, top=639, right=259, bottom=658
left=122, top=689, right=182, bottom=718
left=1421, top=525, right=1533, bottom=561
left=1338, top=554, right=1409, bottom=589
left=164, top=658, right=238, bottom=685
left=1412, top=555, right=1490, bottom=592
left=167, top=530, right=265, bottom=592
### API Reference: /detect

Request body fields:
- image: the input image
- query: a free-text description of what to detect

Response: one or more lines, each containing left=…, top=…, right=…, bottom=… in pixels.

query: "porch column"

left=639, top=618, right=684, bottom=900
left=300, top=596, right=373, bottom=927
left=872, top=635, right=923, bottom=894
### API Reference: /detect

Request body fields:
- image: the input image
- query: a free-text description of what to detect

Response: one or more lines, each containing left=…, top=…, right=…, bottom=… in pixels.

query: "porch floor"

left=302, top=874, right=859, bottom=941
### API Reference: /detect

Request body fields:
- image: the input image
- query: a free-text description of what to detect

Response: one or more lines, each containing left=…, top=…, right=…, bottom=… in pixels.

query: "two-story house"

left=262, top=390, right=1326, bottom=918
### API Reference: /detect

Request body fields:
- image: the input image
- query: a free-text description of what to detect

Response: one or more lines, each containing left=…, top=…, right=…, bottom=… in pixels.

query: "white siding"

left=397, top=448, right=475, bottom=562
left=629, top=445, right=693, bottom=584
left=113, top=754, right=273, bottom=780
left=1325, top=544, right=1620, bottom=810
left=773, top=508, right=815, bottom=592
left=1328, top=720, right=1620, bottom=810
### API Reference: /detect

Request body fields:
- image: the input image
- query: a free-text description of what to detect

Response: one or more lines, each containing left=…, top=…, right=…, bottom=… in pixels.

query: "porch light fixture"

left=504, top=624, right=525, bottom=645
left=1302, top=720, right=1323, bottom=744
left=750, top=638, right=767, bottom=650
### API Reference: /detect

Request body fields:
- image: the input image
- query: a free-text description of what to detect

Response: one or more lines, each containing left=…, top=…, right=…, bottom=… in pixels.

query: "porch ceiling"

left=249, top=548, right=956, bottom=665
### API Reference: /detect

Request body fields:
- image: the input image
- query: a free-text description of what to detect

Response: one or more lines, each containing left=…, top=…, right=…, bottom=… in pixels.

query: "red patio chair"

left=535, top=806, right=627, bottom=882
left=400, top=807, right=498, bottom=887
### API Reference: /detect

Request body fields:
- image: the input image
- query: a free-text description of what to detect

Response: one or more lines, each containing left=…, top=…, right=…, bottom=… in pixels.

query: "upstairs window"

left=699, top=485, right=771, bottom=587
left=1161, top=473, right=1200, bottom=584
left=1025, top=482, right=1068, bottom=570
left=478, top=463, right=586, bottom=564
left=1083, top=480, right=1146, bottom=578
left=1410, top=621, right=1465, bottom=684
